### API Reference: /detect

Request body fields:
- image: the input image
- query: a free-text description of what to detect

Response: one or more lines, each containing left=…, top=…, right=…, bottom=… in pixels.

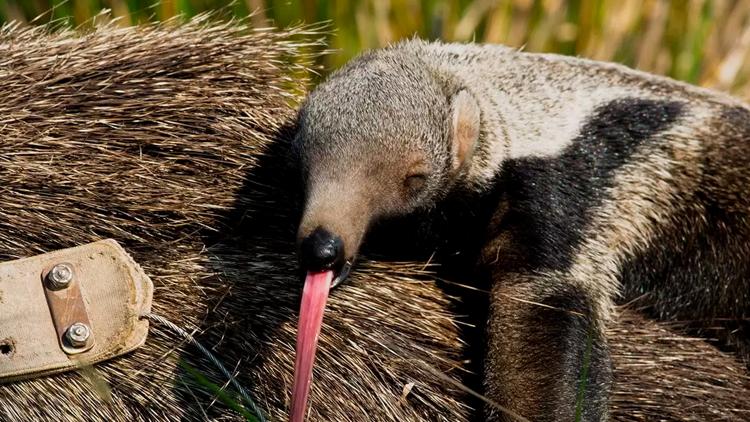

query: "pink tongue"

left=290, top=270, right=334, bottom=422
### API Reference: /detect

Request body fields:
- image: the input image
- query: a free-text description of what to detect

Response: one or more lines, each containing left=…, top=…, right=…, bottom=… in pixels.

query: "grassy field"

left=2, top=0, right=750, bottom=97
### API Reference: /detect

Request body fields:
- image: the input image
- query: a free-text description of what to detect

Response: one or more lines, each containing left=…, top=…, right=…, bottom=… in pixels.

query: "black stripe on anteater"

left=498, top=98, right=684, bottom=271
left=619, top=104, right=750, bottom=359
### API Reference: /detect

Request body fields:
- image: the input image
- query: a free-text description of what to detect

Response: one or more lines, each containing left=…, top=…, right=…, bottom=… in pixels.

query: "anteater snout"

left=299, top=227, right=346, bottom=273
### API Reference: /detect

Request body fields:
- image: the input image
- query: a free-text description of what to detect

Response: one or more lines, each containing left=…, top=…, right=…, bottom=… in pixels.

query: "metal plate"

left=42, top=262, right=96, bottom=355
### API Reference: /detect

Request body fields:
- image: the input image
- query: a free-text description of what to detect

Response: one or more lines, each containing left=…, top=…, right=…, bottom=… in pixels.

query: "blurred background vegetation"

left=2, top=0, right=750, bottom=97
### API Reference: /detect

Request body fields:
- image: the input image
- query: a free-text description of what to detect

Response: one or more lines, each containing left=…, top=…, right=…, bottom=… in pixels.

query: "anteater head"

left=293, top=50, right=480, bottom=287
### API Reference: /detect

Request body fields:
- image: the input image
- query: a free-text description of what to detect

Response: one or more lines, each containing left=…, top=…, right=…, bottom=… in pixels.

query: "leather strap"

left=0, top=239, right=153, bottom=382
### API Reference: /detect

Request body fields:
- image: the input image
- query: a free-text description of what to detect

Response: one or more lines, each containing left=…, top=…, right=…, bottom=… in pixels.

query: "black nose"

left=299, top=227, right=345, bottom=272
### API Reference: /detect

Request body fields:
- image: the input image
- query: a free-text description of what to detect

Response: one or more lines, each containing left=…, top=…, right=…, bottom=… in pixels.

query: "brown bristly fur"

left=0, top=17, right=747, bottom=421
left=0, top=17, right=468, bottom=421
left=609, top=309, right=750, bottom=421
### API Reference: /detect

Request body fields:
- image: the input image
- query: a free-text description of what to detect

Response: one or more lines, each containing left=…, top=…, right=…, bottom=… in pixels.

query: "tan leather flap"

left=0, top=239, right=153, bottom=382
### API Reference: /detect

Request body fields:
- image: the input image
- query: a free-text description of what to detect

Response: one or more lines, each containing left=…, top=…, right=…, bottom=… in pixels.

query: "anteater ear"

left=449, top=90, right=480, bottom=174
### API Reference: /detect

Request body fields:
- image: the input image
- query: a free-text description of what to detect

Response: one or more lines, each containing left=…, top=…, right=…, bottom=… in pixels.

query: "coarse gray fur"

left=294, top=39, right=750, bottom=421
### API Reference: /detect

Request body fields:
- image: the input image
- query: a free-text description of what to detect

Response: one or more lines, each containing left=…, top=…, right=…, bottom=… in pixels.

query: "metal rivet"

left=47, top=263, right=74, bottom=290
left=65, top=323, right=91, bottom=348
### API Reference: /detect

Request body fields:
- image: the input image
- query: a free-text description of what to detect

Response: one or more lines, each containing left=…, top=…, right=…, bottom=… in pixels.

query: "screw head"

left=65, top=323, right=91, bottom=347
left=47, top=263, right=74, bottom=290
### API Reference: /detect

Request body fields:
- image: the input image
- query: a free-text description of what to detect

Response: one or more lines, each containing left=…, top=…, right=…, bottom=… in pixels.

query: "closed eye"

left=404, top=174, right=428, bottom=193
